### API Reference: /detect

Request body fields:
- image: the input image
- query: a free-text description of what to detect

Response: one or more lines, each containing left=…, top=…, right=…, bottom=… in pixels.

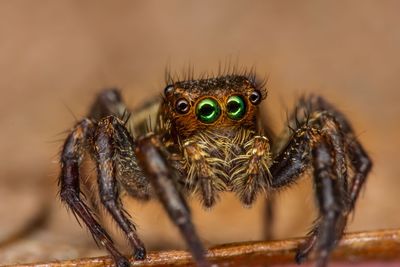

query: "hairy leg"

left=89, top=88, right=129, bottom=120
left=59, top=119, right=130, bottom=267
left=310, top=138, right=346, bottom=267
left=183, top=140, right=226, bottom=207
left=94, top=116, right=150, bottom=260
left=60, top=89, right=153, bottom=266
left=80, top=89, right=130, bottom=215
left=89, top=88, right=162, bottom=136
left=231, top=135, right=273, bottom=206
left=294, top=95, right=372, bottom=207
left=135, top=134, right=210, bottom=267
left=269, top=96, right=371, bottom=267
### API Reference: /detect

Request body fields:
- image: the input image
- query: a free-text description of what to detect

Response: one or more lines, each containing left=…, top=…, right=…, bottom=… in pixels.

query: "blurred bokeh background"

left=0, top=1, right=399, bottom=265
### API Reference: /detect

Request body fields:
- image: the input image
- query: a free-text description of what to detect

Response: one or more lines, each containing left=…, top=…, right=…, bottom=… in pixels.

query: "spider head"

left=161, top=74, right=267, bottom=139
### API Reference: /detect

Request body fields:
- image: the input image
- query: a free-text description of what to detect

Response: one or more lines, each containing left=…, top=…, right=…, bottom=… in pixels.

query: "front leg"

left=94, top=116, right=149, bottom=260
left=182, top=140, right=227, bottom=207
left=89, top=88, right=129, bottom=120
left=135, top=134, right=210, bottom=267
left=269, top=96, right=372, bottom=267
left=271, top=119, right=347, bottom=267
left=231, top=136, right=273, bottom=205
left=59, top=119, right=131, bottom=267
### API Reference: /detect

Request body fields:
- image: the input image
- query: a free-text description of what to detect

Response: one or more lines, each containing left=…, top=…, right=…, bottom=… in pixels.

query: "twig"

left=5, top=229, right=400, bottom=267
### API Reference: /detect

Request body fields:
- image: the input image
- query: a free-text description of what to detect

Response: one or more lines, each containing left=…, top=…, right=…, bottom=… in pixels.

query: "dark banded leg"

left=94, top=116, right=148, bottom=260
left=136, top=134, right=210, bottom=267
left=297, top=95, right=372, bottom=208
left=89, top=88, right=128, bottom=120
left=270, top=121, right=348, bottom=267
left=348, top=142, right=371, bottom=208
left=311, top=139, right=346, bottom=266
left=59, top=119, right=130, bottom=267
left=269, top=96, right=371, bottom=267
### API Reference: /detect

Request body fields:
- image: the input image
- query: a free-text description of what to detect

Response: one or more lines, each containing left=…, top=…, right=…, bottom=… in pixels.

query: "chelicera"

left=59, top=70, right=372, bottom=267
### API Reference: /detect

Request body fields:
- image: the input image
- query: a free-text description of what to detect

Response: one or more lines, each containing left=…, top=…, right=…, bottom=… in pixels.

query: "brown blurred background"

left=0, top=1, right=399, bottom=265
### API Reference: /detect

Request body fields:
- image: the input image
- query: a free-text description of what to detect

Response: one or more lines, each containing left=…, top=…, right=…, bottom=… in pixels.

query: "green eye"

left=226, top=95, right=246, bottom=120
left=196, top=98, right=221, bottom=123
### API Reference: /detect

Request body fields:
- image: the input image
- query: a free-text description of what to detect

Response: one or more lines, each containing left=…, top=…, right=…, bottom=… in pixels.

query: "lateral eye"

left=175, top=98, right=190, bottom=114
left=249, top=90, right=262, bottom=105
left=164, top=85, right=174, bottom=96
left=226, top=95, right=246, bottom=120
left=196, top=98, right=221, bottom=124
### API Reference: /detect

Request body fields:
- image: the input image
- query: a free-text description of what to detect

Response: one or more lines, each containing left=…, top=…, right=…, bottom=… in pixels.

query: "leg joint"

left=98, top=115, right=124, bottom=128
left=60, top=188, right=80, bottom=204
left=356, top=155, right=372, bottom=173
left=100, top=193, right=117, bottom=206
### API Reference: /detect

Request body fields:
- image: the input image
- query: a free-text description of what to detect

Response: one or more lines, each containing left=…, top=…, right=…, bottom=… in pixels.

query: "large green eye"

left=196, top=98, right=221, bottom=123
left=226, top=95, right=246, bottom=120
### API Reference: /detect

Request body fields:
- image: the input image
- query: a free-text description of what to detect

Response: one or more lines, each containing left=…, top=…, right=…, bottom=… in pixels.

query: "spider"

left=59, top=70, right=372, bottom=267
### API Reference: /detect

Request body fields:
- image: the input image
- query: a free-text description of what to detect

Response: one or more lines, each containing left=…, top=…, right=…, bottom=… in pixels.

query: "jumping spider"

left=59, top=70, right=372, bottom=267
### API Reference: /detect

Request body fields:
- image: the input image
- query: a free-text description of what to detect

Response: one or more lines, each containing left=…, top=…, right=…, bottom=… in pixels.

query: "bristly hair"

left=165, top=62, right=197, bottom=85
left=164, top=62, right=268, bottom=98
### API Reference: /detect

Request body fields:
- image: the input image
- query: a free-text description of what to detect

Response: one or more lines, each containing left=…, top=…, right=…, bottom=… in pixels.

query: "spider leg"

left=270, top=96, right=371, bottom=267
left=310, top=138, right=347, bottom=267
left=89, top=88, right=128, bottom=120
left=135, top=134, right=210, bottom=267
left=88, top=88, right=162, bottom=136
left=292, top=95, right=372, bottom=206
left=59, top=119, right=130, bottom=267
left=271, top=121, right=347, bottom=267
left=78, top=89, right=130, bottom=216
left=305, top=95, right=372, bottom=208
left=183, top=140, right=226, bottom=207
left=94, top=116, right=149, bottom=260
left=347, top=140, right=371, bottom=208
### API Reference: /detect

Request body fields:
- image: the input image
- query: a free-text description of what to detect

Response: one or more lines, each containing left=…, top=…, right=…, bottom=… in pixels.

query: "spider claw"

left=295, top=234, right=317, bottom=265
left=295, top=250, right=308, bottom=265
left=133, top=246, right=147, bottom=260
left=115, top=256, right=131, bottom=267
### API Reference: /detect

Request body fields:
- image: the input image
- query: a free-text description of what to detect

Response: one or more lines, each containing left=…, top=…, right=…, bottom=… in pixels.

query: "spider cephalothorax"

left=59, top=71, right=371, bottom=267
left=159, top=75, right=266, bottom=138
left=157, top=75, right=271, bottom=207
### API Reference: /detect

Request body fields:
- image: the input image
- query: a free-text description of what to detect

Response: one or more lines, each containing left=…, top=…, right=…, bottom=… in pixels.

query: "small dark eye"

left=164, top=85, right=174, bottom=96
left=175, top=98, right=190, bottom=114
left=249, top=90, right=262, bottom=105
